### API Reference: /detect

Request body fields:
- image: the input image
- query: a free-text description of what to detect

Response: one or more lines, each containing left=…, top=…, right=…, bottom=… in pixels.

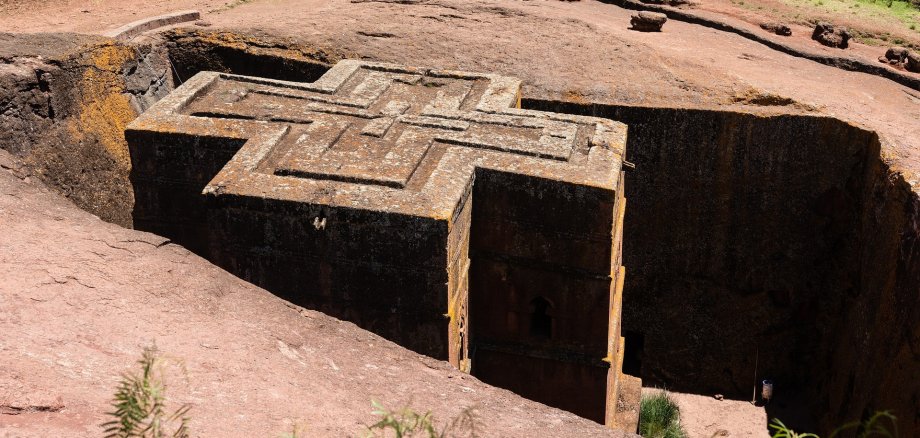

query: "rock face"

left=760, top=22, right=792, bottom=36
left=907, top=51, right=920, bottom=73
left=126, top=60, right=638, bottom=427
left=0, top=149, right=630, bottom=438
left=630, top=11, right=668, bottom=32
left=524, top=99, right=920, bottom=438
left=884, top=46, right=910, bottom=63
left=638, top=0, right=695, bottom=7
left=0, top=33, right=172, bottom=227
left=811, top=22, right=850, bottom=49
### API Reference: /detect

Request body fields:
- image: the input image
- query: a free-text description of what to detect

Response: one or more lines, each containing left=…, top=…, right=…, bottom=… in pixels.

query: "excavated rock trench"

left=1, top=30, right=917, bottom=435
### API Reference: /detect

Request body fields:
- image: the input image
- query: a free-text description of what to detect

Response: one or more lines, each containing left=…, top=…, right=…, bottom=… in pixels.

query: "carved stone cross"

left=127, top=60, right=632, bottom=425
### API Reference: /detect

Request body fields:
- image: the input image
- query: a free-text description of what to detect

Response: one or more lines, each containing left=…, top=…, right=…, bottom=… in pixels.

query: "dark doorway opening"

left=529, top=297, right=553, bottom=339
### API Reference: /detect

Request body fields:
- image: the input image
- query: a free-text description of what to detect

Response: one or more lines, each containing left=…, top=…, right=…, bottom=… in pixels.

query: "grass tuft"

left=639, top=392, right=687, bottom=438
left=770, top=410, right=898, bottom=438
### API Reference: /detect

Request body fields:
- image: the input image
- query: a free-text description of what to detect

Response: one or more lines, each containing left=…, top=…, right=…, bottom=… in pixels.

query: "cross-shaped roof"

left=127, top=60, right=626, bottom=220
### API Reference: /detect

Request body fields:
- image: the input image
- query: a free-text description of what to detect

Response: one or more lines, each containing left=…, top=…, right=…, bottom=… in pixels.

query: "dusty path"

left=643, top=388, right=770, bottom=438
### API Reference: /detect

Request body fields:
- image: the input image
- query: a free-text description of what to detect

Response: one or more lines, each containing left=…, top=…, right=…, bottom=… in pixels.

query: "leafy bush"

left=639, top=392, right=687, bottom=438
left=103, top=345, right=191, bottom=438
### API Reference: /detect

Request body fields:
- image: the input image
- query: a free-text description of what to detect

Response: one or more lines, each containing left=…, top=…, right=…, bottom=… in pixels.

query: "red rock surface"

left=0, top=150, right=624, bottom=437
left=2, top=0, right=915, bottom=182
left=2, top=0, right=920, bottom=435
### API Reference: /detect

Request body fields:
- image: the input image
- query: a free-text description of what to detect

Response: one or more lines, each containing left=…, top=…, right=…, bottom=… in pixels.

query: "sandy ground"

left=643, top=388, right=770, bottom=438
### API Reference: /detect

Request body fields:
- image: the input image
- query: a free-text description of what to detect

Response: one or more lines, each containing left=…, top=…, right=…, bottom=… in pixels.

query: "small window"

left=530, top=297, right=553, bottom=339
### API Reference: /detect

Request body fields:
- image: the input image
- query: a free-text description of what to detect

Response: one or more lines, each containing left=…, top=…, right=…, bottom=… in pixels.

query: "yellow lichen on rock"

left=68, top=43, right=138, bottom=169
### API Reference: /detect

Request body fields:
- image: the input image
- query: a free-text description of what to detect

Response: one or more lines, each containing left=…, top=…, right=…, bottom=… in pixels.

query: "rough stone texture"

left=630, top=11, right=668, bottom=32
left=2, top=0, right=920, bottom=433
left=907, top=51, right=920, bottom=73
left=0, top=33, right=172, bottom=227
left=163, top=30, right=337, bottom=84
left=525, top=98, right=919, bottom=437
left=638, top=0, right=696, bottom=7
left=0, top=149, right=630, bottom=438
left=811, top=22, right=850, bottom=49
left=103, top=10, right=201, bottom=41
left=126, top=60, right=636, bottom=426
left=760, top=22, right=792, bottom=36
left=884, top=46, right=909, bottom=64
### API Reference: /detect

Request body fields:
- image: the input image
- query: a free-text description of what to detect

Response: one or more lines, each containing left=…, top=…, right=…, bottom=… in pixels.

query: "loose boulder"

left=631, top=11, right=668, bottom=32
left=879, top=46, right=911, bottom=66
left=812, top=22, right=850, bottom=49
left=907, top=52, right=920, bottom=73
left=760, top=22, right=792, bottom=36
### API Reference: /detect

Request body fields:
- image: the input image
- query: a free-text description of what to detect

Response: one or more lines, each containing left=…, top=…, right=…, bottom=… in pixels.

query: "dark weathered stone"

left=884, top=46, right=910, bottom=63
left=126, top=60, right=636, bottom=427
left=524, top=98, right=920, bottom=436
left=639, top=0, right=696, bottom=7
left=760, top=22, right=792, bottom=36
left=812, top=22, right=850, bottom=49
left=0, top=33, right=172, bottom=227
left=630, top=12, right=668, bottom=32
left=906, top=51, right=920, bottom=73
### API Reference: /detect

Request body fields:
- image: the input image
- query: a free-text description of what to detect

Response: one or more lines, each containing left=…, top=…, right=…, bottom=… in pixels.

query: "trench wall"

left=524, top=99, right=920, bottom=435
left=0, top=33, right=172, bottom=227
left=3, top=30, right=917, bottom=434
left=164, top=29, right=334, bottom=85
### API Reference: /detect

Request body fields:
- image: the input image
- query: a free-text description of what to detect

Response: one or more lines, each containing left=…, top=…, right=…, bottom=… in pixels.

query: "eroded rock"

left=885, top=46, right=910, bottom=63
left=811, top=22, right=850, bottom=49
left=630, top=11, right=668, bottom=32
left=906, top=51, right=920, bottom=73
left=760, top=22, right=792, bottom=36
left=639, top=0, right=697, bottom=7
left=126, top=60, right=638, bottom=428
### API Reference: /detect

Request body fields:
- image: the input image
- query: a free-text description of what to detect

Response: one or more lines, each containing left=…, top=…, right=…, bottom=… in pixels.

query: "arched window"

left=529, top=296, right=552, bottom=339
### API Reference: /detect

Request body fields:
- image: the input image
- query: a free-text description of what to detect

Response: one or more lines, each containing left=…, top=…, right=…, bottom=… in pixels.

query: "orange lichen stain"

left=563, top=89, right=589, bottom=104
left=68, top=44, right=138, bottom=169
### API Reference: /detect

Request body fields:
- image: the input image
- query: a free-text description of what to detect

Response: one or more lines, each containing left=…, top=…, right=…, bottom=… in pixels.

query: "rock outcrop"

left=760, top=22, right=792, bottom=36
left=907, top=51, right=920, bottom=73
left=630, top=11, right=668, bottom=32
left=884, top=46, right=910, bottom=63
left=811, top=22, right=850, bottom=49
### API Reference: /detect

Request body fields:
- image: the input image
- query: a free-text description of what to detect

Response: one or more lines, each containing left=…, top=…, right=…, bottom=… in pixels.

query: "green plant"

left=103, top=345, right=191, bottom=438
left=769, top=419, right=820, bottom=438
left=770, top=410, right=898, bottom=438
left=829, top=410, right=899, bottom=438
left=363, top=400, right=479, bottom=438
left=639, top=392, right=687, bottom=438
